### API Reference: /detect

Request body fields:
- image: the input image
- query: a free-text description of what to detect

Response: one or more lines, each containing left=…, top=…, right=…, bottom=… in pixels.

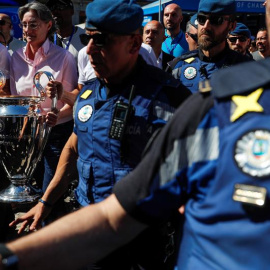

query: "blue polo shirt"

left=162, top=30, right=188, bottom=57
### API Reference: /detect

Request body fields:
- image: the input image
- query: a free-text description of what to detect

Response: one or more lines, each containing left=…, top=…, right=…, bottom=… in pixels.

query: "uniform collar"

left=199, top=43, right=231, bottom=63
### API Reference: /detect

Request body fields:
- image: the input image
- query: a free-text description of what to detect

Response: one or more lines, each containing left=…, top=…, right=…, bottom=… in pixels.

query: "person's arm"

left=9, top=132, right=79, bottom=233
left=3, top=195, right=147, bottom=270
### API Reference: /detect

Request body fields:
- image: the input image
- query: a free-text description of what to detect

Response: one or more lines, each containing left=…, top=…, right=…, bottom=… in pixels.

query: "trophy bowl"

left=0, top=95, right=49, bottom=203
left=0, top=70, right=56, bottom=203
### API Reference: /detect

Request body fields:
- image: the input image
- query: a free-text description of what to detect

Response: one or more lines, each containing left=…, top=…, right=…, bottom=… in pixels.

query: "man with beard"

left=162, top=3, right=188, bottom=57
left=169, top=0, right=252, bottom=94
left=252, top=27, right=270, bottom=60
left=46, top=0, right=85, bottom=63
left=227, top=22, right=252, bottom=58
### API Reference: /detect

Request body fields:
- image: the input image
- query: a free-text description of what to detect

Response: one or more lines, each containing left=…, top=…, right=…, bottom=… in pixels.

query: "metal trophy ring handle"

left=0, top=70, right=6, bottom=90
left=33, top=71, right=57, bottom=110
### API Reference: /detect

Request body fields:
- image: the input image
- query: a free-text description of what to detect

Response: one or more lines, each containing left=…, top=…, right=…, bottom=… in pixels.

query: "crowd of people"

left=0, top=0, right=270, bottom=269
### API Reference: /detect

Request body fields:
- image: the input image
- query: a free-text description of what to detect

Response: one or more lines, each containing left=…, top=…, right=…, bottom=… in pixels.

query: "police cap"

left=85, top=0, right=143, bottom=34
left=229, top=23, right=251, bottom=38
left=198, top=0, right=236, bottom=14
left=190, top=14, right=198, bottom=29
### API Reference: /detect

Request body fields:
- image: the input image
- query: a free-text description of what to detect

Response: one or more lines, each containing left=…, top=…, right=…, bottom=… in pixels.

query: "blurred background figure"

left=0, top=13, right=25, bottom=56
left=249, top=37, right=257, bottom=53
left=227, top=22, right=253, bottom=58
left=143, top=20, right=174, bottom=70
left=185, top=13, right=198, bottom=51
left=252, top=27, right=270, bottom=60
left=162, top=3, right=188, bottom=57
left=46, top=0, right=85, bottom=63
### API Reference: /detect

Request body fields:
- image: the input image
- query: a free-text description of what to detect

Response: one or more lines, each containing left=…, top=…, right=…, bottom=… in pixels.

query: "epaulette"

left=168, top=50, right=199, bottom=70
left=210, top=58, right=270, bottom=99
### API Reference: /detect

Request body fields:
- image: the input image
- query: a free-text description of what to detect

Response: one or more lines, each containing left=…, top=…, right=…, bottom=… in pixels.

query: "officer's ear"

left=129, top=33, right=142, bottom=54
left=229, top=21, right=236, bottom=32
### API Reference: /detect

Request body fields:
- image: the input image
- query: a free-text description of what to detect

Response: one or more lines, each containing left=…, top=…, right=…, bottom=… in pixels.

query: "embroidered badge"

left=80, top=90, right=92, bottom=99
left=78, top=105, right=93, bottom=122
left=234, top=130, right=270, bottom=177
left=184, top=67, right=197, bottom=80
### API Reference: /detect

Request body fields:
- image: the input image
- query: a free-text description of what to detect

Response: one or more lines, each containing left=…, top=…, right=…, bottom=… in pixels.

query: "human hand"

left=46, top=80, right=63, bottom=100
left=46, top=109, right=59, bottom=127
left=9, top=202, right=52, bottom=234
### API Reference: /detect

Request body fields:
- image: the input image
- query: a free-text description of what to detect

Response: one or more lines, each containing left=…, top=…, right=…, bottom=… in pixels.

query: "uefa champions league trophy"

left=0, top=71, right=57, bottom=203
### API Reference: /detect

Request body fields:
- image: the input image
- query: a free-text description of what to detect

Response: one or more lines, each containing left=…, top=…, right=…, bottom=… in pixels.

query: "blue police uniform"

left=114, top=58, right=270, bottom=269
left=170, top=46, right=252, bottom=93
left=162, top=30, right=189, bottom=57
left=74, top=56, right=190, bottom=206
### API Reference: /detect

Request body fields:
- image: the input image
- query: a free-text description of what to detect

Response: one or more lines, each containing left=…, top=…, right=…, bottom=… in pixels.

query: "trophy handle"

left=33, top=71, right=57, bottom=110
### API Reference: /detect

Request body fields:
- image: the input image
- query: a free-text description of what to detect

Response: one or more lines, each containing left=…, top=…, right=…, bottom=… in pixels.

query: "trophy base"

left=0, top=184, right=41, bottom=203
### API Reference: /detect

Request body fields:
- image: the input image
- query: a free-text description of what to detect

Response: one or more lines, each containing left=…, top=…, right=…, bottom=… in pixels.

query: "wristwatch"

left=0, top=244, right=18, bottom=270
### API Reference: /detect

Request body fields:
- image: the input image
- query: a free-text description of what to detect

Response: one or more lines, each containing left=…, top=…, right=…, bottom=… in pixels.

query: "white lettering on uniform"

left=126, top=125, right=141, bottom=135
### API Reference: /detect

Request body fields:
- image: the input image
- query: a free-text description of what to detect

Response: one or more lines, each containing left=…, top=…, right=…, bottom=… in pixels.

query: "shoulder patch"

left=184, top=57, right=196, bottom=64
left=80, top=90, right=92, bottom=99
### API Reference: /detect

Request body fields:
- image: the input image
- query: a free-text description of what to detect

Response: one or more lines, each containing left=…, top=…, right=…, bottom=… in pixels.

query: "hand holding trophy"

left=0, top=71, right=57, bottom=203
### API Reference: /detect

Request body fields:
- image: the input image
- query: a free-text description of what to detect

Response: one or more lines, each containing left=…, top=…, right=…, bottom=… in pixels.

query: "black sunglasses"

left=0, top=19, right=11, bottom=26
left=80, top=32, right=134, bottom=47
left=197, top=14, right=231, bottom=26
left=187, top=32, right=198, bottom=42
left=227, top=36, right=247, bottom=43
left=80, top=33, right=109, bottom=47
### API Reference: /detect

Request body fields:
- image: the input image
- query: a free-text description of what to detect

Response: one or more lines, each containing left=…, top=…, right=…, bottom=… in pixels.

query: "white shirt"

left=77, top=46, right=96, bottom=85
left=139, top=43, right=158, bottom=67
left=0, top=43, right=10, bottom=79
left=57, top=26, right=85, bottom=63
left=157, top=51, right=163, bottom=69
left=10, top=39, right=78, bottom=124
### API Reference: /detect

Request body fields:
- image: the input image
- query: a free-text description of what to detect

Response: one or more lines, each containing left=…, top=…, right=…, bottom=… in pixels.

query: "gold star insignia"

left=231, top=88, right=264, bottom=122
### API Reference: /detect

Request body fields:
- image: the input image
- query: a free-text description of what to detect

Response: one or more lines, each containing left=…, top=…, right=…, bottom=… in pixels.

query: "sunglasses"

left=80, top=32, right=134, bottom=47
left=227, top=36, right=247, bottom=43
left=187, top=32, right=198, bottom=42
left=197, top=14, right=232, bottom=26
left=0, top=19, right=11, bottom=26
left=80, top=33, right=109, bottom=47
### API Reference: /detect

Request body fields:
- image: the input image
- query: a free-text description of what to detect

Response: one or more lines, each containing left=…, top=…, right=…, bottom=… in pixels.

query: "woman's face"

left=21, top=9, right=52, bottom=47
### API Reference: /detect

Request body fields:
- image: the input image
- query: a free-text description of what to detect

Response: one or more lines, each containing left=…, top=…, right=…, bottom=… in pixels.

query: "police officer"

left=3, top=1, right=270, bottom=269
left=170, top=0, right=252, bottom=93
left=9, top=0, right=190, bottom=269
left=227, top=22, right=253, bottom=58
left=185, top=13, right=198, bottom=51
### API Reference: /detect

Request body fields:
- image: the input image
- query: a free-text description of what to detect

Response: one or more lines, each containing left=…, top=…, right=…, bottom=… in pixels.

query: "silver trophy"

left=0, top=71, right=57, bottom=203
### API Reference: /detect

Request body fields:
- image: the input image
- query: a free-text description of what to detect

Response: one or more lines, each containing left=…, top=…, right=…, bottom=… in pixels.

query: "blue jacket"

left=114, top=58, right=270, bottom=269
left=170, top=46, right=252, bottom=93
left=74, top=58, right=191, bottom=206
